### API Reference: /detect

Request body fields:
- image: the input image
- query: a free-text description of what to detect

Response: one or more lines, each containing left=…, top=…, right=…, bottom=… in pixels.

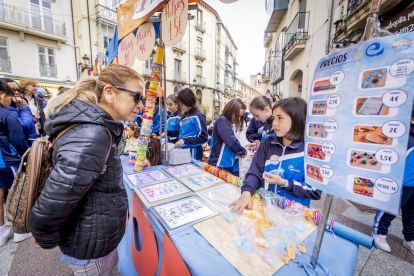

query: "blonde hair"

left=20, top=78, right=38, bottom=95
left=45, top=64, right=144, bottom=117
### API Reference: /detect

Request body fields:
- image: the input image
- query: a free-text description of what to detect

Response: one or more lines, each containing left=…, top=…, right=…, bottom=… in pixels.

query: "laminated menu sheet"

left=305, top=33, right=414, bottom=214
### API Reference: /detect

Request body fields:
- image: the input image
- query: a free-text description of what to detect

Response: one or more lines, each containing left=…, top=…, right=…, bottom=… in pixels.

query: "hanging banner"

left=161, top=0, right=188, bottom=46
left=117, top=0, right=201, bottom=41
left=305, top=33, right=414, bottom=214
left=118, top=32, right=137, bottom=67
left=135, top=22, right=156, bottom=61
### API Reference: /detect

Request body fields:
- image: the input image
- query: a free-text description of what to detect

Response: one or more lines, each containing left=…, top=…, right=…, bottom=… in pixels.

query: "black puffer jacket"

left=28, top=99, right=127, bottom=260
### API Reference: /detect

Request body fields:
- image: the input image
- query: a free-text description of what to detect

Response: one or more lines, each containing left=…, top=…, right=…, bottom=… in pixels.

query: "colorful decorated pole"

left=134, top=46, right=165, bottom=172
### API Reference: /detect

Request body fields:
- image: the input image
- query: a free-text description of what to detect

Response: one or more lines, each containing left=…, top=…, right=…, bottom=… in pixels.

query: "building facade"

left=239, top=78, right=262, bottom=106
left=131, top=1, right=240, bottom=121
left=0, top=0, right=77, bottom=92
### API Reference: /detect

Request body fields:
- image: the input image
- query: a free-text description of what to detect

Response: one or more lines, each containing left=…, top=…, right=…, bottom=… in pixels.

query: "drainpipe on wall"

left=325, top=0, right=334, bottom=55
left=87, top=0, right=93, bottom=70
left=70, top=0, right=79, bottom=80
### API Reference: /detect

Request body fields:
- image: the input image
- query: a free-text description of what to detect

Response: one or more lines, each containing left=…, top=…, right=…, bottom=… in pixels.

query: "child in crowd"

left=208, top=99, right=247, bottom=176
left=166, top=94, right=181, bottom=143
left=230, top=97, right=322, bottom=213
left=168, top=88, right=208, bottom=161
left=372, top=109, right=414, bottom=255
left=152, top=98, right=165, bottom=137
left=245, top=96, right=274, bottom=150
left=0, top=81, right=31, bottom=246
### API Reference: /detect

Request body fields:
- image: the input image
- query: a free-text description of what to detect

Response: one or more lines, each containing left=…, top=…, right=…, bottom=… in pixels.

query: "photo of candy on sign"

left=306, top=164, right=323, bottom=183
left=361, top=68, right=388, bottom=89
left=353, top=125, right=393, bottom=146
left=311, top=100, right=327, bottom=115
left=308, top=123, right=328, bottom=139
left=313, top=78, right=336, bottom=93
left=307, top=143, right=326, bottom=161
left=353, top=176, right=375, bottom=198
left=349, top=150, right=382, bottom=172
left=356, top=97, right=390, bottom=116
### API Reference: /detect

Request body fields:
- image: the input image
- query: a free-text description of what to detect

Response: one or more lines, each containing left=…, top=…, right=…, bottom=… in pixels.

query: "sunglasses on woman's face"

left=114, top=85, right=145, bottom=105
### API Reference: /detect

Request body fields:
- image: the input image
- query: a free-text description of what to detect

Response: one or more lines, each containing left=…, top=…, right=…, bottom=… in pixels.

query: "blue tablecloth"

left=117, top=156, right=359, bottom=276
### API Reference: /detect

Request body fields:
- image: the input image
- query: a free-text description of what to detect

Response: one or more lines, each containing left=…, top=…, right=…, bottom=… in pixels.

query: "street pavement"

left=0, top=122, right=413, bottom=275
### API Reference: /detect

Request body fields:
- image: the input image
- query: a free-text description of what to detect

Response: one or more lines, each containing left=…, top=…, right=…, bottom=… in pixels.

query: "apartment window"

left=38, top=45, right=57, bottom=78
left=104, top=36, right=112, bottom=49
left=0, top=37, right=11, bottom=72
left=197, top=37, right=202, bottom=49
left=174, top=59, right=181, bottom=78
left=196, top=65, right=202, bottom=84
left=100, top=0, right=117, bottom=9
left=31, top=0, right=53, bottom=32
left=197, top=10, right=203, bottom=26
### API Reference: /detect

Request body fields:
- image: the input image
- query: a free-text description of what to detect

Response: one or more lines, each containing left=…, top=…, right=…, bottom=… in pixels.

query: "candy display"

left=361, top=68, right=387, bottom=89
left=308, top=123, right=327, bottom=139
left=311, top=100, right=327, bottom=115
left=353, top=176, right=375, bottom=197
left=349, top=150, right=382, bottom=171
left=313, top=79, right=336, bottom=92
left=356, top=97, right=389, bottom=116
left=134, top=47, right=165, bottom=172
left=307, top=143, right=325, bottom=160
left=306, top=164, right=323, bottom=183
left=192, top=159, right=244, bottom=187
left=353, top=125, right=393, bottom=145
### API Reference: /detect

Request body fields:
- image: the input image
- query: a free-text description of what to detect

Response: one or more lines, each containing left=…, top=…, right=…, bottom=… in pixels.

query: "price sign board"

left=161, top=0, right=188, bottom=46
left=118, top=33, right=137, bottom=67
left=135, top=22, right=156, bottom=61
left=305, top=33, right=414, bottom=214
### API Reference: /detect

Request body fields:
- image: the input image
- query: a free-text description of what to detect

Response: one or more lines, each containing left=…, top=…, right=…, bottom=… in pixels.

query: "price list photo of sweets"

left=305, top=32, right=414, bottom=214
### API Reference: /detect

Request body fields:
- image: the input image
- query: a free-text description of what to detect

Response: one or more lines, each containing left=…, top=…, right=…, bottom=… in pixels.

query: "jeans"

left=373, top=187, right=414, bottom=241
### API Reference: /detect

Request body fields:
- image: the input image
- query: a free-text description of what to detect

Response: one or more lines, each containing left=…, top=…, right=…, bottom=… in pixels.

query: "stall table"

left=117, top=156, right=359, bottom=276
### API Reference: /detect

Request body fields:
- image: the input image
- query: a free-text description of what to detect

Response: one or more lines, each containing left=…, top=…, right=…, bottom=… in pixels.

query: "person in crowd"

left=245, top=96, right=274, bottom=150
left=0, top=78, right=37, bottom=142
left=57, top=87, right=70, bottom=96
left=167, top=88, right=208, bottom=161
left=208, top=99, right=247, bottom=176
left=36, top=93, right=47, bottom=108
left=152, top=97, right=165, bottom=137
left=230, top=97, right=322, bottom=213
left=28, top=64, right=145, bottom=275
left=372, top=109, right=414, bottom=255
left=0, top=81, right=31, bottom=247
left=20, top=78, right=46, bottom=136
left=166, top=94, right=181, bottom=143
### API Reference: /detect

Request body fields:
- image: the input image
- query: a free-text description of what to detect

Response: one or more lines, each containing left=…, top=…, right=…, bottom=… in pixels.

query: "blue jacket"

left=246, top=117, right=265, bottom=142
left=152, top=105, right=165, bottom=136
left=404, top=133, right=414, bottom=187
left=208, top=116, right=246, bottom=168
left=7, top=103, right=37, bottom=142
left=167, top=110, right=181, bottom=119
left=168, top=107, right=208, bottom=160
left=242, top=135, right=321, bottom=207
left=134, top=110, right=143, bottom=127
left=0, top=104, right=29, bottom=168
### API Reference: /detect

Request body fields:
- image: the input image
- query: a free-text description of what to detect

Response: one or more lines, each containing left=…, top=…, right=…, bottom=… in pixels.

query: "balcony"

left=96, top=4, right=117, bottom=26
left=216, top=58, right=224, bottom=68
left=0, top=3, right=67, bottom=41
left=142, top=64, right=151, bottom=77
left=172, top=70, right=187, bottom=83
left=265, top=0, right=288, bottom=33
left=264, top=32, right=273, bottom=47
left=172, top=41, right=186, bottom=53
left=0, top=57, right=12, bottom=73
left=283, top=12, right=309, bottom=61
left=195, top=20, right=206, bottom=33
left=216, top=83, right=224, bottom=91
left=194, top=47, right=206, bottom=61
left=195, top=76, right=206, bottom=86
left=262, top=61, right=271, bottom=83
left=346, top=0, right=365, bottom=16
left=39, top=63, right=57, bottom=78
left=216, top=34, right=226, bottom=44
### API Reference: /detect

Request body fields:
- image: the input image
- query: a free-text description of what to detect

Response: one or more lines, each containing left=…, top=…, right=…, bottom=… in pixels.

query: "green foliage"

left=199, top=104, right=210, bottom=117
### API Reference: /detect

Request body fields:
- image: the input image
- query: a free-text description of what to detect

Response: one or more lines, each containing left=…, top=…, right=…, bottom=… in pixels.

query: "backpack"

left=6, top=124, right=112, bottom=234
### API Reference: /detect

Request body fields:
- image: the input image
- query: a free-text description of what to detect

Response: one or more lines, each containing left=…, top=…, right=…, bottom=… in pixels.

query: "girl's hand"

left=174, top=139, right=185, bottom=148
left=262, top=172, right=285, bottom=185
left=229, top=191, right=252, bottom=214
left=245, top=143, right=257, bottom=151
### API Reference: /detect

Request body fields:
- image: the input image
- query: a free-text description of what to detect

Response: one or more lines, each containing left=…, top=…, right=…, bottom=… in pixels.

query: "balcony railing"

left=195, top=20, right=206, bottom=33
left=195, top=76, right=206, bottom=86
left=283, top=12, right=309, bottom=54
left=216, top=34, right=226, bottom=44
left=172, top=70, right=187, bottom=83
left=216, top=83, right=224, bottom=91
left=194, top=47, right=206, bottom=60
left=264, top=32, right=273, bottom=47
left=0, top=57, right=12, bottom=72
left=216, top=57, right=224, bottom=68
left=142, top=64, right=151, bottom=76
left=265, top=0, right=288, bottom=32
left=347, top=0, right=364, bottom=16
left=172, top=41, right=186, bottom=53
left=96, top=4, right=117, bottom=25
left=0, top=3, right=66, bottom=37
left=262, top=59, right=272, bottom=83
left=39, top=63, right=57, bottom=78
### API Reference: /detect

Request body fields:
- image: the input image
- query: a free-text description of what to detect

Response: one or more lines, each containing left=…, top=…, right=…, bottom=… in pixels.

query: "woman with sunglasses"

left=28, top=64, right=145, bottom=275
left=0, top=78, right=37, bottom=144
left=208, top=99, right=247, bottom=176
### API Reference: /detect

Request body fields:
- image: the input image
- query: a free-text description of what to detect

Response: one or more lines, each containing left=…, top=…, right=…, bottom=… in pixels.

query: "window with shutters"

left=38, top=45, right=57, bottom=78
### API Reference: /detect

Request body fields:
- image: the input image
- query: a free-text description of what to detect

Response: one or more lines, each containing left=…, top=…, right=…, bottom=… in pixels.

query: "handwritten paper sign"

left=118, top=32, right=136, bottom=67
left=135, top=22, right=156, bottom=61
left=138, top=180, right=190, bottom=203
left=126, top=169, right=173, bottom=188
left=161, top=0, right=188, bottom=46
left=151, top=195, right=218, bottom=235
left=179, top=172, right=224, bottom=192
left=305, top=32, right=414, bottom=214
left=163, top=164, right=203, bottom=178
left=199, top=184, right=241, bottom=212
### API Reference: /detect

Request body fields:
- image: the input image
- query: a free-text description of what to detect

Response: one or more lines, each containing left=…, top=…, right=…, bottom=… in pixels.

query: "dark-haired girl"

left=168, top=88, right=208, bottom=160
left=230, top=97, right=322, bottom=213
left=208, top=99, right=247, bottom=176
left=166, top=94, right=181, bottom=143
left=245, top=96, right=274, bottom=149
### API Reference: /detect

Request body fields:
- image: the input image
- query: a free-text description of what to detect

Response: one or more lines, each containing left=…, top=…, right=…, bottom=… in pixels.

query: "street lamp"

left=256, top=72, right=262, bottom=84
left=193, top=78, right=197, bottom=90
left=80, top=54, right=92, bottom=73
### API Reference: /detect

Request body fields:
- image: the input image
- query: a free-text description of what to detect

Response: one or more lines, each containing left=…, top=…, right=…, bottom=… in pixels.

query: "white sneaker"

left=372, top=233, right=391, bottom=252
left=14, top=232, right=32, bottom=243
left=403, top=240, right=414, bottom=255
left=0, top=227, right=14, bottom=247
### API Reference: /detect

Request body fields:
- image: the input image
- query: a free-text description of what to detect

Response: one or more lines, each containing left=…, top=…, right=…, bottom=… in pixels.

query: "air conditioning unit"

left=333, top=3, right=344, bottom=24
